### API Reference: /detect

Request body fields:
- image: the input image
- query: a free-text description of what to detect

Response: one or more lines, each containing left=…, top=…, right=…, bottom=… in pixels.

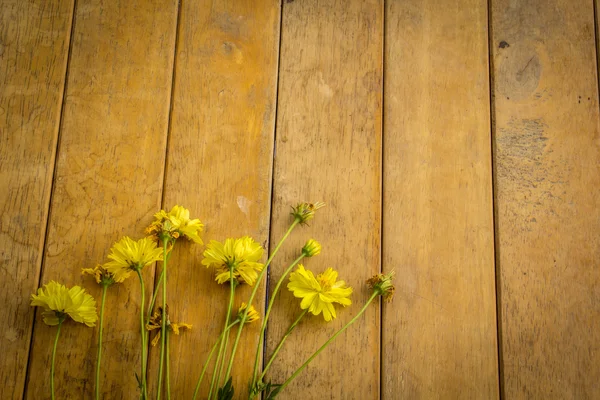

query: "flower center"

left=317, top=276, right=333, bottom=292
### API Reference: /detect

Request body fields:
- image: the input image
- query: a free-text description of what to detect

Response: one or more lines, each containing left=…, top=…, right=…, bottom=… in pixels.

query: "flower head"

left=287, top=265, right=352, bottom=321
left=146, top=305, right=192, bottom=346
left=302, top=239, right=322, bottom=257
left=367, top=271, right=395, bottom=302
left=146, top=205, right=203, bottom=244
left=202, top=237, right=265, bottom=286
left=30, top=281, right=98, bottom=327
left=237, top=303, right=260, bottom=324
left=82, top=264, right=116, bottom=287
left=102, top=236, right=163, bottom=282
left=291, top=202, right=325, bottom=225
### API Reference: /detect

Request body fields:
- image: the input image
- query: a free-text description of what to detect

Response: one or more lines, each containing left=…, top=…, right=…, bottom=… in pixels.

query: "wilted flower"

left=82, top=264, right=116, bottom=287
left=367, top=271, right=395, bottom=302
left=103, top=236, right=163, bottom=282
left=202, top=237, right=265, bottom=286
left=290, top=202, right=325, bottom=224
left=146, top=305, right=192, bottom=346
left=287, top=265, right=352, bottom=321
left=30, top=281, right=97, bottom=327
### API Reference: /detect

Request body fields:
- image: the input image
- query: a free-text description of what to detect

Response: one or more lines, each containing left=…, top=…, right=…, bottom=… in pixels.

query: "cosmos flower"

left=30, top=281, right=97, bottom=327
left=237, top=303, right=260, bottom=324
left=102, top=236, right=163, bottom=282
left=202, top=237, right=264, bottom=286
left=287, top=265, right=352, bottom=321
left=146, top=205, right=203, bottom=244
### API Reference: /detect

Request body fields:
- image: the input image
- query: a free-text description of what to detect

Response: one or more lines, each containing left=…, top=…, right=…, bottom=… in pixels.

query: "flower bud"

left=302, top=239, right=322, bottom=257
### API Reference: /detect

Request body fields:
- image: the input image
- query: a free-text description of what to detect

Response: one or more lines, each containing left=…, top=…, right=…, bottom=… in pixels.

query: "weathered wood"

left=492, top=0, right=600, bottom=397
left=383, top=0, right=498, bottom=398
left=0, top=1, right=74, bottom=399
left=150, top=0, right=281, bottom=397
left=24, top=0, right=178, bottom=398
left=265, top=1, right=382, bottom=398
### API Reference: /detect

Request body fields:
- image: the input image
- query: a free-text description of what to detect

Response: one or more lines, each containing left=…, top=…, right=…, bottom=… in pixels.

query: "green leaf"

left=217, top=377, right=235, bottom=400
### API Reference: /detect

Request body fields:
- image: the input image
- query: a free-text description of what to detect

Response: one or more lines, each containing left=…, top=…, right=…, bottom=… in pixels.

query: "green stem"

left=147, top=268, right=163, bottom=318
left=209, top=269, right=236, bottom=400
left=157, top=238, right=169, bottom=400
left=274, top=292, right=379, bottom=398
left=136, top=269, right=148, bottom=399
left=51, top=318, right=64, bottom=400
left=252, top=254, right=304, bottom=385
left=225, top=219, right=300, bottom=380
left=192, top=321, right=239, bottom=400
left=95, top=285, right=108, bottom=400
left=147, top=250, right=172, bottom=320
left=259, top=309, right=307, bottom=382
left=166, top=330, right=171, bottom=400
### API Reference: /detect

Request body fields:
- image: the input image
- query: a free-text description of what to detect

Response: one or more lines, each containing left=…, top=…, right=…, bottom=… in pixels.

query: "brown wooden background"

left=1, top=0, right=599, bottom=398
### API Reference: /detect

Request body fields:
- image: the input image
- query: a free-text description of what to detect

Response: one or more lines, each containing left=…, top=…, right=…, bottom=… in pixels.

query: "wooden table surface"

left=1, top=0, right=599, bottom=399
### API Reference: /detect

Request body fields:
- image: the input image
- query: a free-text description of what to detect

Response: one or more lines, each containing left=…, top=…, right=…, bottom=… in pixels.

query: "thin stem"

left=147, top=267, right=164, bottom=318
left=136, top=269, right=148, bottom=399
left=274, top=292, right=379, bottom=397
left=157, top=238, right=169, bottom=400
left=166, top=330, right=171, bottom=400
left=252, top=254, right=304, bottom=385
left=192, top=321, right=239, bottom=400
left=225, top=219, right=300, bottom=379
left=209, top=269, right=235, bottom=400
left=147, top=250, right=172, bottom=320
left=95, top=285, right=108, bottom=400
left=260, top=309, right=307, bottom=382
left=51, top=318, right=64, bottom=400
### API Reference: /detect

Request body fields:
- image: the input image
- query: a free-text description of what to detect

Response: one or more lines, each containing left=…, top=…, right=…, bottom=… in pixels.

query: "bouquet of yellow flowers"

left=30, top=203, right=394, bottom=400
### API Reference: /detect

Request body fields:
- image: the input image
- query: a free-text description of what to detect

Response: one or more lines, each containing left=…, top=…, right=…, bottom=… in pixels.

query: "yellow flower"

left=30, top=281, right=98, bottom=327
left=291, top=202, right=325, bottom=224
left=202, top=237, right=264, bottom=286
left=237, top=303, right=259, bottom=323
left=367, top=271, right=396, bottom=302
left=302, top=239, right=322, bottom=257
left=287, top=265, right=352, bottom=321
left=146, top=305, right=191, bottom=346
left=82, top=264, right=116, bottom=287
left=103, top=237, right=163, bottom=282
left=146, top=205, right=203, bottom=244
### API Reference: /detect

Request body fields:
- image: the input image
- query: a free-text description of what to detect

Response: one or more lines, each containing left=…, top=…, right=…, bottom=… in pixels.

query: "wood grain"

left=0, top=1, right=74, bottom=399
left=383, top=0, right=498, bottom=398
left=491, top=0, right=600, bottom=397
left=151, top=0, right=281, bottom=397
left=24, top=0, right=178, bottom=398
left=265, top=1, right=382, bottom=398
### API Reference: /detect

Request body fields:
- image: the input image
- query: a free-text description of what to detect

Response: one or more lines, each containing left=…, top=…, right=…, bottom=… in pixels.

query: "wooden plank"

left=151, top=0, right=281, bottom=397
left=382, top=0, right=498, bottom=398
left=491, top=0, right=600, bottom=397
left=265, top=1, right=382, bottom=399
left=0, top=1, right=74, bottom=398
left=24, top=0, right=178, bottom=398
